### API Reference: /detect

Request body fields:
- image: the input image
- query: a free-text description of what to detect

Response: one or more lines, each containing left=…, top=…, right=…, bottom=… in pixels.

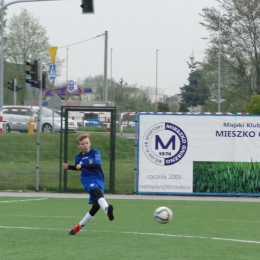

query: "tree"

left=4, top=9, right=64, bottom=104
left=165, top=96, right=179, bottom=112
left=200, top=0, right=260, bottom=108
left=244, top=93, right=260, bottom=114
left=109, top=78, right=139, bottom=112
left=81, top=74, right=156, bottom=112
left=0, top=0, right=7, bottom=46
left=155, top=94, right=179, bottom=112
left=179, top=55, right=210, bottom=112
left=82, top=75, right=104, bottom=101
left=122, top=86, right=153, bottom=112
left=5, top=9, right=50, bottom=68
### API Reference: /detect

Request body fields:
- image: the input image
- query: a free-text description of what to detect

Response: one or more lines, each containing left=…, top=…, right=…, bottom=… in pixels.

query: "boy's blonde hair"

left=77, top=133, right=90, bottom=144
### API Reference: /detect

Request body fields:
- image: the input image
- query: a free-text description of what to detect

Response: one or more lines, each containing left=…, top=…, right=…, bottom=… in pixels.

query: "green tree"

left=4, top=8, right=64, bottom=104
left=179, top=55, right=210, bottom=112
left=122, top=86, right=153, bottom=112
left=109, top=78, right=138, bottom=112
left=244, top=93, right=260, bottom=114
left=165, top=96, right=179, bottom=112
left=82, top=75, right=104, bottom=101
left=5, top=9, right=50, bottom=63
left=82, top=75, right=155, bottom=112
left=157, top=101, right=169, bottom=112
left=200, top=0, right=260, bottom=110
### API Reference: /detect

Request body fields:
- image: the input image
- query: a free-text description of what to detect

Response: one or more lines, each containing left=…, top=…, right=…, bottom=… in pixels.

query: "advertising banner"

left=138, top=114, right=260, bottom=196
left=42, top=85, right=92, bottom=96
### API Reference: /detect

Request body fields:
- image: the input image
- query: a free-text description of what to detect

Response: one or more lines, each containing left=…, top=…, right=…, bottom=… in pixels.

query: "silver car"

left=2, top=105, right=78, bottom=133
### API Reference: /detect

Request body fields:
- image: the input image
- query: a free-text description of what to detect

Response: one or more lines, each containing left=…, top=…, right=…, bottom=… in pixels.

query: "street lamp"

left=202, top=8, right=221, bottom=112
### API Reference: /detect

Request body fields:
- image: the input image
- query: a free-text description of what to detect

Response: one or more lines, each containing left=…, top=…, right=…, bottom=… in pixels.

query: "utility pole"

left=217, top=12, right=221, bottom=113
left=104, top=31, right=108, bottom=102
left=202, top=8, right=222, bottom=112
left=0, top=0, right=4, bottom=112
left=13, top=79, right=17, bottom=105
left=155, top=49, right=158, bottom=113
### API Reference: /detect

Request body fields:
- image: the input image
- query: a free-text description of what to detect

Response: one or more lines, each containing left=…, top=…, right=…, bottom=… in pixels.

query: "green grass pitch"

left=0, top=196, right=259, bottom=260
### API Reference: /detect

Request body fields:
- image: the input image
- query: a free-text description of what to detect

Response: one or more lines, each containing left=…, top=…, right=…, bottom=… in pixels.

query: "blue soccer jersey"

left=75, top=148, right=104, bottom=181
left=75, top=149, right=105, bottom=204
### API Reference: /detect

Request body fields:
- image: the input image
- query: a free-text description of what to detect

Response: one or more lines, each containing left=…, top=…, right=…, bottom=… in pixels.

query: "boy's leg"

left=69, top=201, right=100, bottom=235
left=106, top=204, right=114, bottom=221
left=80, top=201, right=100, bottom=226
left=92, top=187, right=114, bottom=221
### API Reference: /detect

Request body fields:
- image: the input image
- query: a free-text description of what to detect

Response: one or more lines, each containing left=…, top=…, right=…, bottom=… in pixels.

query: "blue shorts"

left=80, top=177, right=104, bottom=204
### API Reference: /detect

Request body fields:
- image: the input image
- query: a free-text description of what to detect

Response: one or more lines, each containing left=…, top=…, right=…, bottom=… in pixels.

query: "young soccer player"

left=62, top=133, right=114, bottom=235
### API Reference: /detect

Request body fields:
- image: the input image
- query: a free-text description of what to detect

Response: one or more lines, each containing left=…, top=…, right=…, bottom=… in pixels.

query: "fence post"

left=106, top=118, right=110, bottom=132
left=0, top=110, right=2, bottom=133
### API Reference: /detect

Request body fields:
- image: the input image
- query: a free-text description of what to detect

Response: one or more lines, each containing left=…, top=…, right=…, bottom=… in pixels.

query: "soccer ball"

left=154, top=206, right=173, bottom=224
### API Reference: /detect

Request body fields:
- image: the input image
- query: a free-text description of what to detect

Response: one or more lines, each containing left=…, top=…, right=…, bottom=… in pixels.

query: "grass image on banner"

left=193, top=161, right=260, bottom=194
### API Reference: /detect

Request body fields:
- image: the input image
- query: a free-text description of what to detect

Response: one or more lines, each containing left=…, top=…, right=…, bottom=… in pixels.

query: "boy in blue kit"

left=62, top=133, right=114, bottom=235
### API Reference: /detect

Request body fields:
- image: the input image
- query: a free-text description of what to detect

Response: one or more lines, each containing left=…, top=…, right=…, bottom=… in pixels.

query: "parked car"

left=2, top=122, right=8, bottom=133
left=2, top=105, right=78, bottom=133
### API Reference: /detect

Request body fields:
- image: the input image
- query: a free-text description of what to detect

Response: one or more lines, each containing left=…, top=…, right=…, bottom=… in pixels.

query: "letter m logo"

left=155, top=135, right=175, bottom=150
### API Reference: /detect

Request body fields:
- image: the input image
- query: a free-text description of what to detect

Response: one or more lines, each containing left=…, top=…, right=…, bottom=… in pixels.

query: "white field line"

left=0, top=226, right=259, bottom=245
left=121, top=231, right=260, bottom=244
left=0, top=198, right=48, bottom=203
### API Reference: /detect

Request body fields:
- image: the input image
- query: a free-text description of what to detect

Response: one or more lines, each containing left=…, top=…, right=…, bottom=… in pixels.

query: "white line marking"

left=0, top=226, right=259, bottom=244
left=122, top=231, right=260, bottom=244
left=0, top=198, right=48, bottom=203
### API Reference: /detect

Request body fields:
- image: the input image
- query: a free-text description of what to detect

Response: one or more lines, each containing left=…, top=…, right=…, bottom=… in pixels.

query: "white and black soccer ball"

left=154, top=206, right=173, bottom=224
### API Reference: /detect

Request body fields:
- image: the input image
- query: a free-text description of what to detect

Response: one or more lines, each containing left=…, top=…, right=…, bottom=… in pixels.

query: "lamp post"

left=203, top=8, right=221, bottom=112
left=0, top=0, right=5, bottom=113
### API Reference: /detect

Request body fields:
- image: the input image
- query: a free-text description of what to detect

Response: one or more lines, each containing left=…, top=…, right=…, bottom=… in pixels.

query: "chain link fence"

left=0, top=116, right=136, bottom=194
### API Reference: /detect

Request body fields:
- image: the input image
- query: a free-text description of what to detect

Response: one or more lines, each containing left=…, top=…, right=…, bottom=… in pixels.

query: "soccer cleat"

left=69, top=223, right=81, bottom=235
left=107, top=204, right=114, bottom=221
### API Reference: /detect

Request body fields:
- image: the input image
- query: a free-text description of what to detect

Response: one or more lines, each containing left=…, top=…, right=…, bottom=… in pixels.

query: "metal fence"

left=0, top=108, right=136, bottom=194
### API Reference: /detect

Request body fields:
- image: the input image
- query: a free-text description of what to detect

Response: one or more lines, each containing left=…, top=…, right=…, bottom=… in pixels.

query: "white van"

left=2, top=105, right=78, bottom=133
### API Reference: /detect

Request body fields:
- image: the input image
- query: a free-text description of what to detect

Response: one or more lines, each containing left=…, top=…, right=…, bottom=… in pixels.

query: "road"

left=118, top=132, right=135, bottom=140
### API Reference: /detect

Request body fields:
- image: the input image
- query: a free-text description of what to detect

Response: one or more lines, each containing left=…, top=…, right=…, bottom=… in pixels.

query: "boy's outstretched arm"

left=62, top=163, right=78, bottom=171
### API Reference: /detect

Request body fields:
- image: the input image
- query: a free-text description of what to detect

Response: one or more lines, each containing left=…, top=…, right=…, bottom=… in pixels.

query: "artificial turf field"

left=0, top=194, right=260, bottom=260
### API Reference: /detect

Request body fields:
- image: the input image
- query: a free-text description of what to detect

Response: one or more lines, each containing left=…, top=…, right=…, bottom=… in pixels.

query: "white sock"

left=79, top=212, right=93, bottom=227
left=98, top=197, right=109, bottom=214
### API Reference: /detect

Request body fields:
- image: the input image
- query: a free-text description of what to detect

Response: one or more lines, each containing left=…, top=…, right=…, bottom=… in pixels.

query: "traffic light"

left=7, top=80, right=23, bottom=92
left=42, top=72, right=46, bottom=89
left=80, top=0, right=94, bottom=14
left=15, top=85, right=23, bottom=92
left=8, top=80, right=14, bottom=91
left=25, top=60, right=39, bottom=88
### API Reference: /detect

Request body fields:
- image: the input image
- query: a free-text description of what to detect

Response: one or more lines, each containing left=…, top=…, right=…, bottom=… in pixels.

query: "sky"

left=4, top=0, right=219, bottom=97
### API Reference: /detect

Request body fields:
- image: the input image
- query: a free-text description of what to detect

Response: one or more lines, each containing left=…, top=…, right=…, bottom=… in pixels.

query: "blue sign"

left=85, top=119, right=101, bottom=127
left=67, top=80, right=77, bottom=92
left=49, top=64, right=56, bottom=80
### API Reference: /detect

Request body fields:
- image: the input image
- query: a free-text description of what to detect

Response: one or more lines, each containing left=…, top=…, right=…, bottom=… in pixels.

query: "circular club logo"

left=142, top=122, right=188, bottom=166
